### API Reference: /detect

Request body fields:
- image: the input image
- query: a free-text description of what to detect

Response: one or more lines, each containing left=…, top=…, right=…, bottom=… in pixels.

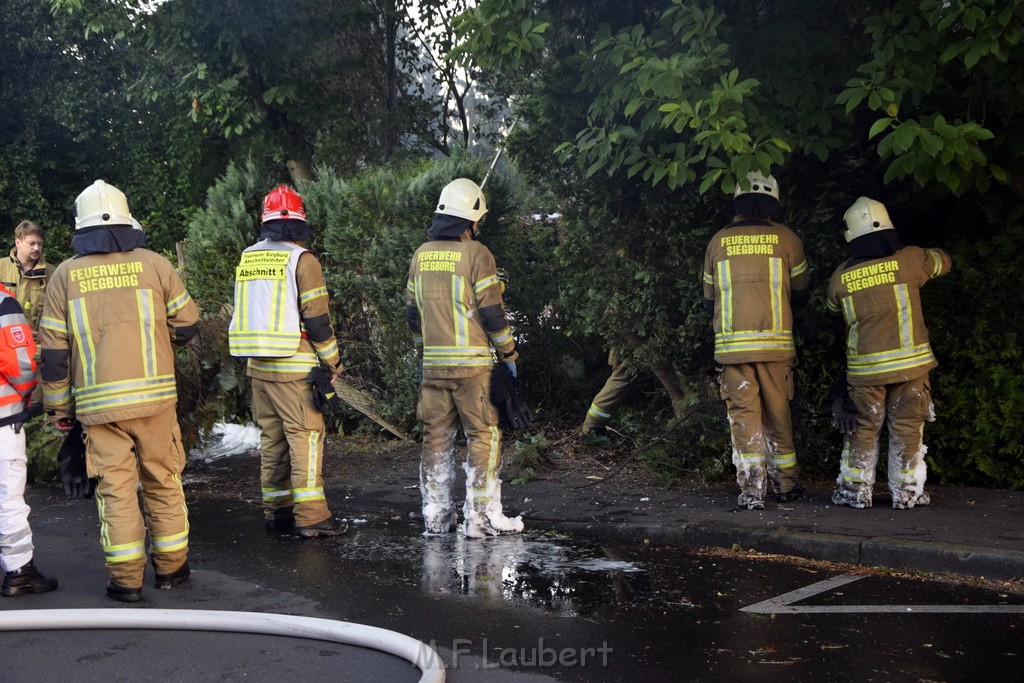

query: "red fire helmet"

left=261, top=185, right=307, bottom=223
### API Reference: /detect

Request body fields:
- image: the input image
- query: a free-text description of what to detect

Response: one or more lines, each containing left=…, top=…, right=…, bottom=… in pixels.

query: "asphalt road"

left=1, top=489, right=1022, bottom=681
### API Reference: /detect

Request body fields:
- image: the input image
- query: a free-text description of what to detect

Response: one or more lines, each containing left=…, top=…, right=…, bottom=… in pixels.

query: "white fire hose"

left=0, top=609, right=445, bottom=683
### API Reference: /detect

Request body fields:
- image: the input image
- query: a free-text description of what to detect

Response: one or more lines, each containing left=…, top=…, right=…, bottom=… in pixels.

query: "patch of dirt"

left=185, top=426, right=677, bottom=504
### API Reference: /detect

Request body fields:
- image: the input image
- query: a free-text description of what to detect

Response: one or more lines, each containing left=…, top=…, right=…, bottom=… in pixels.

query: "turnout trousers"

left=251, top=377, right=331, bottom=527
left=834, top=374, right=933, bottom=509
left=582, top=349, right=638, bottom=433
left=86, top=406, right=189, bottom=588
left=418, top=371, right=505, bottom=533
left=719, top=361, right=799, bottom=503
left=0, top=424, right=33, bottom=572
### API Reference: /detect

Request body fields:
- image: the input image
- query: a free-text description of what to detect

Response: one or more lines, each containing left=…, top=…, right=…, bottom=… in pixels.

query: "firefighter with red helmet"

left=0, top=283, right=57, bottom=597
left=229, top=185, right=347, bottom=537
left=703, top=172, right=810, bottom=510
left=406, top=178, right=523, bottom=537
left=40, top=180, right=198, bottom=602
left=827, top=197, right=952, bottom=509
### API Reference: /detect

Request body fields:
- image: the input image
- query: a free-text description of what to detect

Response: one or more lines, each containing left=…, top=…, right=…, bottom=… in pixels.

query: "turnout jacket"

left=39, top=249, right=199, bottom=425
left=703, top=218, right=810, bottom=364
left=0, top=248, right=52, bottom=332
left=228, top=239, right=342, bottom=382
left=0, top=286, right=37, bottom=426
left=406, top=236, right=518, bottom=379
left=826, top=246, right=952, bottom=386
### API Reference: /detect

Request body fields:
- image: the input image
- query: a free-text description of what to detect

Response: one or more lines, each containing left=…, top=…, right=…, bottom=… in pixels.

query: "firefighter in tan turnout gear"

left=703, top=172, right=810, bottom=510
left=580, top=347, right=639, bottom=437
left=0, top=220, right=52, bottom=333
left=229, top=185, right=347, bottom=538
left=40, top=180, right=199, bottom=602
left=827, top=197, right=952, bottom=510
left=406, top=178, right=524, bottom=537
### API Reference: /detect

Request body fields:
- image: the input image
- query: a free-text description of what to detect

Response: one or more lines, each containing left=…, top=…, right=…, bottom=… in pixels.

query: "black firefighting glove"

left=307, top=365, right=343, bottom=416
left=490, top=362, right=534, bottom=433
left=13, top=402, right=43, bottom=434
left=57, top=421, right=95, bottom=499
left=826, top=379, right=859, bottom=435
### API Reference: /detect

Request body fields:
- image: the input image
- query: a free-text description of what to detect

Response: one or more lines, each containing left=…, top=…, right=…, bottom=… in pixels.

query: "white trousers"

left=0, top=424, right=32, bottom=572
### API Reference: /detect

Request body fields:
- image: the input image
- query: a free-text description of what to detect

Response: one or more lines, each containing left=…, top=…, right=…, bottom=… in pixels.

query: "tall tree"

left=457, top=0, right=1019, bottom=196
left=1, top=0, right=213, bottom=257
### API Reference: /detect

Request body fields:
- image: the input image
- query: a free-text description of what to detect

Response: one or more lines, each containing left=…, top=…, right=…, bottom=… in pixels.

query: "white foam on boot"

left=462, top=464, right=524, bottom=538
left=420, top=431, right=458, bottom=536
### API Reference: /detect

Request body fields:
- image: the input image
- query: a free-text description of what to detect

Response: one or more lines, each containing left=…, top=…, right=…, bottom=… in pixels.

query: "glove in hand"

left=57, top=422, right=95, bottom=499
left=307, top=365, right=343, bottom=415
left=831, top=395, right=859, bottom=435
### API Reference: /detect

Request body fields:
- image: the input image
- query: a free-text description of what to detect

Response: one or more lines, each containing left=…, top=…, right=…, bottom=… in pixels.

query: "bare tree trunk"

left=384, top=0, right=398, bottom=160
left=648, top=358, right=693, bottom=418
left=286, top=159, right=314, bottom=184
left=621, top=331, right=696, bottom=418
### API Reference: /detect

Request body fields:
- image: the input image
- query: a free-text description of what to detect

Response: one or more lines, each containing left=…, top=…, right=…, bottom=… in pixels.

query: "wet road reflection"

left=187, top=501, right=1024, bottom=681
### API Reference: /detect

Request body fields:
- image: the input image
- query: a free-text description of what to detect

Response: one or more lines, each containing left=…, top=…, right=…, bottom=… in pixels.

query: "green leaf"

left=699, top=170, right=721, bottom=194
left=964, top=42, right=986, bottom=70
left=894, top=123, right=918, bottom=152
left=869, top=118, right=893, bottom=140
left=919, top=130, right=943, bottom=157
left=585, top=158, right=605, bottom=177
left=939, top=43, right=966, bottom=63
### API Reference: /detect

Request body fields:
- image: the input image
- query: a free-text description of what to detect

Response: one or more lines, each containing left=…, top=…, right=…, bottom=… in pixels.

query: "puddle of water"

left=335, top=525, right=648, bottom=613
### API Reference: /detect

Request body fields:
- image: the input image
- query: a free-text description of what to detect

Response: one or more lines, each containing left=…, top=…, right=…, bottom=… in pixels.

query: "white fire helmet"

left=733, top=171, right=780, bottom=202
left=843, top=196, right=894, bottom=242
left=436, top=178, right=488, bottom=223
left=74, top=180, right=134, bottom=230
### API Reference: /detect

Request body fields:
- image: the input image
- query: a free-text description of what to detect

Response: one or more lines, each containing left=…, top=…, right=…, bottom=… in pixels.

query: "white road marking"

left=741, top=574, right=1024, bottom=614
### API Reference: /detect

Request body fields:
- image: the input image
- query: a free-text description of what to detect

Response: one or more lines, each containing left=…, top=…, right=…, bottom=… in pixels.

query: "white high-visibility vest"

left=228, top=240, right=307, bottom=357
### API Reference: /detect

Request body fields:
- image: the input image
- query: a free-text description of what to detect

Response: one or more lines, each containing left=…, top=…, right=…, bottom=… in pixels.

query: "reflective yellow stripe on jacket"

left=841, top=286, right=936, bottom=381
left=714, top=258, right=796, bottom=357
left=65, top=291, right=175, bottom=417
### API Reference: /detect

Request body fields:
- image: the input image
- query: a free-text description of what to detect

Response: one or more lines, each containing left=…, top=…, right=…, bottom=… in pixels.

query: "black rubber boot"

left=265, top=510, right=296, bottom=532
left=296, top=517, right=348, bottom=538
left=777, top=485, right=804, bottom=504
left=154, top=562, right=190, bottom=590
left=106, top=580, right=143, bottom=603
left=2, top=561, right=58, bottom=597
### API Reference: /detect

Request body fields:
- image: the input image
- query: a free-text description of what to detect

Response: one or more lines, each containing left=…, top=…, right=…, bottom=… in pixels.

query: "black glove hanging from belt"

left=307, top=365, right=343, bottom=415
left=490, top=363, right=534, bottom=433
left=57, top=422, right=96, bottom=499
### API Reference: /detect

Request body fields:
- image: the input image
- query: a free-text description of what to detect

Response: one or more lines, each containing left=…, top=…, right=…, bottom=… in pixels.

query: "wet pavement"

left=305, top=440, right=1024, bottom=582
left=2, top=487, right=1023, bottom=681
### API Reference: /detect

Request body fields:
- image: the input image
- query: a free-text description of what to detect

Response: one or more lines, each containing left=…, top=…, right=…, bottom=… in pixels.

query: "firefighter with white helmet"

left=40, top=180, right=199, bottom=601
left=703, top=171, right=810, bottom=510
left=406, top=177, right=524, bottom=537
left=228, top=185, right=347, bottom=538
left=827, top=196, right=952, bottom=509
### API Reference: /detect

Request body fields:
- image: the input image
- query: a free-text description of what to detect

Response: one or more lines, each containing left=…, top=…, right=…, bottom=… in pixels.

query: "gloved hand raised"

left=57, top=422, right=95, bottom=499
